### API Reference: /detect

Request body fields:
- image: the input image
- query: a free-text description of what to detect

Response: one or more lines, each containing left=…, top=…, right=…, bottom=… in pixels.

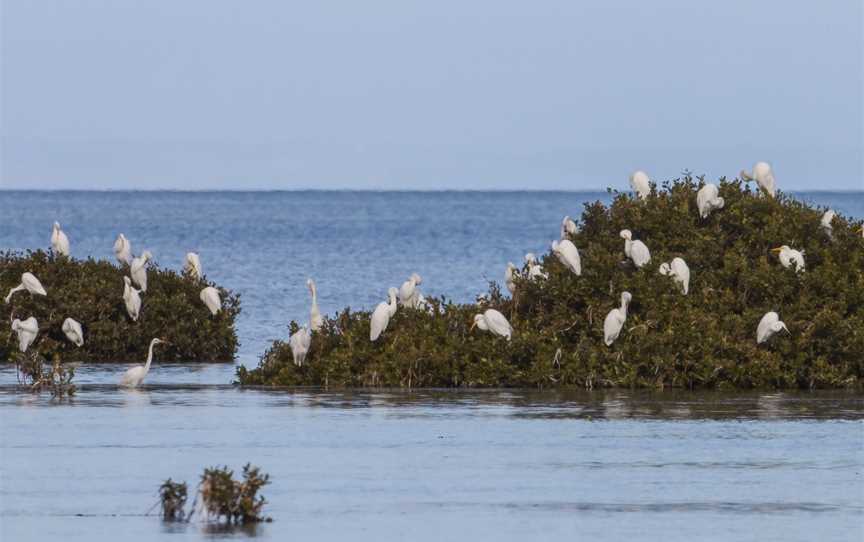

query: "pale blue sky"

left=1, top=0, right=862, bottom=190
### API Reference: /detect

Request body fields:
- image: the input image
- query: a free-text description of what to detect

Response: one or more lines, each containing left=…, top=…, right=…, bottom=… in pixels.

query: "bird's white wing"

left=370, top=303, right=390, bottom=341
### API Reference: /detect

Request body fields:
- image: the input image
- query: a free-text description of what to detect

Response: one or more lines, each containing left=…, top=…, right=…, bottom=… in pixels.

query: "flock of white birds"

left=6, top=227, right=223, bottom=387
left=9, top=163, right=862, bottom=382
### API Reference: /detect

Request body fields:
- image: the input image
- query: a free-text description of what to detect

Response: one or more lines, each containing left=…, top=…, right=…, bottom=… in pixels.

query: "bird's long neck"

left=620, top=299, right=629, bottom=319
left=144, top=341, right=157, bottom=374
left=5, top=284, right=23, bottom=304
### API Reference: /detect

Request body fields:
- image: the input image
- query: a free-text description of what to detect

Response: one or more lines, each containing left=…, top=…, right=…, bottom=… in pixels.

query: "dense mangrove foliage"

left=239, top=177, right=864, bottom=390
left=1, top=250, right=240, bottom=362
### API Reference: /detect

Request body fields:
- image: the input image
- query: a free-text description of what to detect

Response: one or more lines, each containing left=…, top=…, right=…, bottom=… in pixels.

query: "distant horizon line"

left=1, top=188, right=862, bottom=194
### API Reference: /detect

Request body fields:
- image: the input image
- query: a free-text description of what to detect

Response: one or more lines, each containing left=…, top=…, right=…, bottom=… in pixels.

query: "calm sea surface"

left=1, top=191, right=863, bottom=541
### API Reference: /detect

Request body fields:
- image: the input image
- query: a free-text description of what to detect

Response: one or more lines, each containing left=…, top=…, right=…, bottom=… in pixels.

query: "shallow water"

left=1, top=365, right=862, bottom=541
left=1, top=191, right=863, bottom=540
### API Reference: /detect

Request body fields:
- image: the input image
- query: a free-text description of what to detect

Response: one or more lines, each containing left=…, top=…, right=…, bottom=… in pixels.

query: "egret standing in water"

left=123, top=276, right=142, bottom=321
left=471, top=309, right=512, bottom=340
left=524, top=253, right=548, bottom=280
left=307, top=278, right=324, bottom=331
left=5, top=272, right=47, bottom=303
left=620, top=230, right=651, bottom=268
left=820, top=210, right=836, bottom=239
left=770, top=245, right=805, bottom=272
left=659, top=257, right=691, bottom=294
left=131, top=251, right=152, bottom=292
left=629, top=171, right=651, bottom=200
left=604, top=291, right=632, bottom=346
left=757, top=312, right=790, bottom=344
left=62, top=317, right=84, bottom=347
left=289, top=326, right=311, bottom=366
left=120, top=338, right=168, bottom=387
left=560, top=216, right=577, bottom=239
left=200, top=286, right=221, bottom=315
left=114, top=234, right=132, bottom=265
left=184, top=252, right=203, bottom=280
left=11, top=317, right=39, bottom=352
left=504, top=263, right=517, bottom=295
left=51, top=222, right=70, bottom=256
left=370, top=287, right=398, bottom=341
left=398, top=273, right=423, bottom=308
left=696, top=183, right=725, bottom=219
left=741, top=162, right=777, bottom=197
left=551, top=239, right=581, bottom=275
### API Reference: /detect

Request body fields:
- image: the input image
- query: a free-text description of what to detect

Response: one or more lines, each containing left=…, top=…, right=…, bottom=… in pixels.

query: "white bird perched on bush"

left=184, top=252, right=203, bottom=280
left=757, top=312, right=790, bottom=344
left=551, top=239, right=581, bottom=275
left=370, top=287, right=399, bottom=341
left=62, top=317, right=84, bottom=347
left=820, top=210, right=835, bottom=239
left=11, top=317, right=39, bottom=352
left=741, top=161, right=776, bottom=197
left=398, top=273, right=424, bottom=308
left=200, top=286, right=221, bottom=315
left=51, top=221, right=70, bottom=256
left=5, top=272, right=47, bottom=303
left=770, top=245, right=805, bottom=272
left=120, top=338, right=168, bottom=387
left=524, top=253, right=548, bottom=280
left=620, top=230, right=651, bottom=268
left=504, top=263, right=517, bottom=295
left=307, top=278, right=324, bottom=331
left=114, top=233, right=132, bottom=265
left=471, top=309, right=512, bottom=340
left=659, top=257, right=691, bottom=295
left=604, top=291, right=632, bottom=346
left=123, top=276, right=142, bottom=321
left=696, top=183, right=725, bottom=219
left=289, top=325, right=311, bottom=366
left=560, top=215, right=578, bottom=239
left=131, top=251, right=152, bottom=291
left=629, top=170, right=651, bottom=200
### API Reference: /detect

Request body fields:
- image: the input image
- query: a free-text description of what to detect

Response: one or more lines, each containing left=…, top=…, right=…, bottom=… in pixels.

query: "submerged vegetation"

left=158, top=464, right=271, bottom=524
left=13, top=350, right=76, bottom=397
left=1, top=250, right=240, bottom=363
left=239, top=176, right=864, bottom=390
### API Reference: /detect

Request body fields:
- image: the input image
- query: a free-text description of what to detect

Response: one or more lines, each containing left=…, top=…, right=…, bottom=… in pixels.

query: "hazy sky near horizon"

left=1, top=1, right=862, bottom=190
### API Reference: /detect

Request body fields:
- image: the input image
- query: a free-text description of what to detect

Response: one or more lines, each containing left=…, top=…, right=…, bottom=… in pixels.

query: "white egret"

left=741, top=161, right=776, bottom=197
left=770, top=245, right=805, bottom=272
left=62, top=317, right=84, bottom=347
left=51, top=222, right=70, bottom=256
left=130, top=251, right=152, bottom=291
left=551, top=239, right=582, bottom=275
left=560, top=215, right=578, bottom=239
left=820, top=210, right=835, bottom=239
left=398, top=273, right=423, bottom=308
left=860, top=225, right=864, bottom=238
left=184, top=252, right=203, bottom=280
left=123, top=276, right=142, bottom=321
left=756, top=312, right=790, bottom=344
left=200, top=286, right=221, bottom=315
left=370, top=287, right=399, bottom=341
left=11, top=317, right=39, bottom=352
left=471, top=309, right=512, bottom=340
left=603, top=291, right=632, bottom=346
left=120, top=338, right=168, bottom=387
left=696, top=183, right=725, bottom=218
left=629, top=170, right=651, bottom=200
left=504, top=263, right=517, bottom=295
left=524, top=253, right=548, bottom=280
left=307, top=278, right=324, bottom=331
left=289, top=326, right=312, bottom=366
left=114, top=233, right=132, bottom=265
left=659, top=257, right=690, bottom=295
left=5, top=272, right=47, bottom=303
left=620, top=230, right=651, bottom=268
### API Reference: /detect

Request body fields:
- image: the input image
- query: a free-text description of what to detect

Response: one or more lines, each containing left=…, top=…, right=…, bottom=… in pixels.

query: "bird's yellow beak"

left=469, top=322, right=476, bottom=331
left=770, top=247, right=782, bottom=253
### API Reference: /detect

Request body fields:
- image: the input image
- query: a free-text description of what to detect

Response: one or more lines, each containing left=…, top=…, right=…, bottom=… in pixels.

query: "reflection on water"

left=1, top=364, right=862, bottom=542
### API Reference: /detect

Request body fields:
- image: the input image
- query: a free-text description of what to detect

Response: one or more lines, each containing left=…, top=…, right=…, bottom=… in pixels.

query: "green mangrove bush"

left=239, top=176, right=864, bottom=390
left=157, top=464, right=270, bottom=524
left=13, top=351, right=76, bottom=397
left=1, top=250, right=240, bottom=362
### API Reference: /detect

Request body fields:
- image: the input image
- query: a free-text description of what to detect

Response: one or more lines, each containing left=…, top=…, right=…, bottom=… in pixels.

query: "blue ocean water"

left=1, top=190, right=862, bottom=364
